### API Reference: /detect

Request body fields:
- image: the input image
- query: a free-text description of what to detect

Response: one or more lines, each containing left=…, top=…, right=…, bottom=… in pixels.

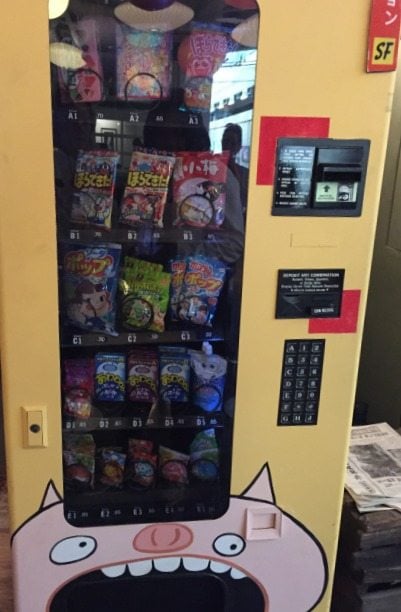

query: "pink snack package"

left=173, top=151, right=229, bottom=229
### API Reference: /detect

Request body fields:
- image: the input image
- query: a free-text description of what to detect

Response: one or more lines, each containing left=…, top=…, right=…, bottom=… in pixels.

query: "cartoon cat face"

left=12, top=465, right=327, bottom=612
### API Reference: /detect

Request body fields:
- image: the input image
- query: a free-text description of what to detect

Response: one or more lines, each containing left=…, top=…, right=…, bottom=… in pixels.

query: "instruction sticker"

left=276, top=269, right=345, bottom=319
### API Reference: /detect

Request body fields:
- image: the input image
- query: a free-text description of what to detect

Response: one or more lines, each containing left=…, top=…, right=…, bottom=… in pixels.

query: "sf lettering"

left=374, top=38, right=395, bottom=63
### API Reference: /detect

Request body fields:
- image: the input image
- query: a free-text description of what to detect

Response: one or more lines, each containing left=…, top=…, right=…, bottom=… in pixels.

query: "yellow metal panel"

left=0, top=0, right=62, bottom=531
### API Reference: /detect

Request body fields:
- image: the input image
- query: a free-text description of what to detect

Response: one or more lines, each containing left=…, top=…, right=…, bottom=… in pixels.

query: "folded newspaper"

left=346, top=422, right=401, bottom=513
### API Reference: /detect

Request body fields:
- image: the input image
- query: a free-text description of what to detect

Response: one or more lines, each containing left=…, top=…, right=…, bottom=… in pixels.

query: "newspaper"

left=345, top=422, right=401, bottom=513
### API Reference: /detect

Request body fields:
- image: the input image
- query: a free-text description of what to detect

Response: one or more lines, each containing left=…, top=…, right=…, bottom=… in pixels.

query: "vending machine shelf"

left=62, top=327, right=224, bottom=348
left=63, top=412, right=225, bottom=433
left=62, top=227, right=231, bottom=246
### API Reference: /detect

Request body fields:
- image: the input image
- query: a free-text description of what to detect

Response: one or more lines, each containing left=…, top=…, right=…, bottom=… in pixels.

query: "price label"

left=97, top=335, right=107, bottom=344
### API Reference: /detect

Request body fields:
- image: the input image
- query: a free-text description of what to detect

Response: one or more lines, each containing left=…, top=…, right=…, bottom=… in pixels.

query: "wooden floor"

left=0, top=482, right=13, bottom=612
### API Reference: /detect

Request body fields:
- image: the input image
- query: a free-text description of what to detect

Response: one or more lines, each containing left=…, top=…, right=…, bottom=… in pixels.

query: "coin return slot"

left=246, top=507, right=282, bottom=540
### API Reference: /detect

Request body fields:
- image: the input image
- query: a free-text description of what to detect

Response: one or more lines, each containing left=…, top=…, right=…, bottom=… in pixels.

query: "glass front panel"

left=49, top=0, right=259, bottom=527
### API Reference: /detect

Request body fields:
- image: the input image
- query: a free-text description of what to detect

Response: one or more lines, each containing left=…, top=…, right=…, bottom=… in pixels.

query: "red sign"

left=367, top=0, right=401, bottom=72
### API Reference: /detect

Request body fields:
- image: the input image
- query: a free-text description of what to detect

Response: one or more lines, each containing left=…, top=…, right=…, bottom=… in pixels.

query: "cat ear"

left=241, top=464, right=276, bottom=504
left=39, top=480, right=63, bottom=510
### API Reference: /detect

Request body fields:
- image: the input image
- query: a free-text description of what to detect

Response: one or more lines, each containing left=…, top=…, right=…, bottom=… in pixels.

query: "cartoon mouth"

left=50, top=556, right=266, bottom=611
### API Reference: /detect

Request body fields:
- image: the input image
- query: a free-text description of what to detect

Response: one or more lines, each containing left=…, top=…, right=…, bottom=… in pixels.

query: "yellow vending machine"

left=0, top=1, right=399, bottom=610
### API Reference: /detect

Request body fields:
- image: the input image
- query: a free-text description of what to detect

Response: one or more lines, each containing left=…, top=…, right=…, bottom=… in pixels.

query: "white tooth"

left=231, top=568, right=246, bottom=580
left=210, top=561, right=230, bottom=574
left=182, top=557, right=209, bottom=572
left=128, top=560, right=153, bottom=576
left=153, top=557, right=181, bottom=573
left=101, top=564, right=126, bottom=578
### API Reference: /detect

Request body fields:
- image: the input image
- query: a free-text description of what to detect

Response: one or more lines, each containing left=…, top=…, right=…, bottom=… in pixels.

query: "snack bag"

left=120, top=150, right=175, bottom=228
left=190, top=429, right=219, bottom=481
left=116, top=26, right=172, bottom=101
left=159, top=347, right=190, bottom=404
left=127, top=349, right=159, bottom=403
left=55, top=17, right=103, bottom=103
left=125, top=439, right=157, bottom=489
left=159, top=446, right=189, bottom=485
left=71, top=149, right=120, bottom=230
left=97, top=447, right=126, bottom=488
left=95, top=353, right=125, bottom=402
left=120, top=257, right=171, bottom=333
left=63, top=434, right=96, bottom=490
left=63, top=358, right=95, bottom=419
left=173, top=151, right=229, bottom=228
left=63, top=244, right=121, bottom=335
left=177, top=256, right=226, bottom=327
left=190, top=343, right=227, bottom=412
left=177, top=25, right=227, bottom=111
left=168, top=258, right=187, bottom=321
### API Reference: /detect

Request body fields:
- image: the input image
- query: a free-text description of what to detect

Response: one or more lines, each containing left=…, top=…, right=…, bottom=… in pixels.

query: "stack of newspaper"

left=345, top=422, right=401, bottom=513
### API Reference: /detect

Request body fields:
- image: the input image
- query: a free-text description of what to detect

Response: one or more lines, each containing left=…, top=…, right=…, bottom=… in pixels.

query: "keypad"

left=277, top=339, right=325, bottom=426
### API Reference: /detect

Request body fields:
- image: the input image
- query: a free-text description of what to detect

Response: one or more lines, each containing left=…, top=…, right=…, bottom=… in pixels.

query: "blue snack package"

left=63, top=244, right=121, bottom=335
left=95, top=353, right=126, bottom=402
left=190, top=343, right=227, bottom=412
left=177, top=256, right=226, bottom=327
left=159, top=346, right=190, bottom=404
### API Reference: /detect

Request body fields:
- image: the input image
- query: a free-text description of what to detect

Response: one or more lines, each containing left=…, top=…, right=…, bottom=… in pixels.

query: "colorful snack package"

left=190, top=429, right=219, bottom=481
left=125, top=439, right=157, bottom=489
left=177, top=256, right=226, bottom=327
left=116, top=26, right=172, bottom=101
left=63, top=243, right=121, bottom=335
left=95, top=353, right=125, bottom=402
left=63, top=434, right=96, bottom=490
left=97, top=447, right=126, bottom=488
left=63, top=358, right=95, bottom=419
left=123, top=256, right=163, bottom=277
left=159, top=347, right=190, bottom=404
left=71, top=149, right=120, bottom=230
left=55, top=17, right=103, bottom=104
left=159, top=445, right=189, bottom=485
left=189, top=343, right=227, bottom=412
left=177, top=25, right=228, bottom=111
left=120, top=258, right=171, bottom=333
left=168, top=258, right=187, bottom=321
left=127, top=349, right=159, bottom=403
left=173, top=151, right=229, bottom=228
left=120, top=150, right=175, bottom=228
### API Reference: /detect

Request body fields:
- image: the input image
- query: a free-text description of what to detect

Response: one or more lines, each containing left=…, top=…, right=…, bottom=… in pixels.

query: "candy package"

left=63, top=244, right=121, bottom=335
left=120, top=257, right=171, bottom=333
left=127, top=349, right=159, bottom=403
left=71, top=149, right=120, bottom=230
left=177, top=25, right=227, bottom=111
left=116, top=27, right=172, bottom=101
left=120, top=150, right=175, bottom=228
left=63, top=358, right=95, bottom=419
left=63, top=434, right=96, bottom=491
left=95, top=353, right=125, bottom=402
left=190, top=344, right=227, bottom=412
left=159, top=347, right=190, bottom=404
left=190, top=429, right=219, bottom=481
left=177, top=256, right=226, bottom=327
left=97, top=447, right=126, bottom=488
left=125, top=439, right=157, bottom=489
left=159, top=445, right=189, bottom=485
left=173, top=151, right=229, bottom=228
left=55, top=17, right=103, bottom=104
left=168, top=258, right=187, bottom=321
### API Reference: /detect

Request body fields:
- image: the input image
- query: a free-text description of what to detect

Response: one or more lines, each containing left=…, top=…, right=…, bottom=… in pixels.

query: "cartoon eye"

left=50, top=536, right=97, bottom=565
left=213, top=533, right=246, bottom=557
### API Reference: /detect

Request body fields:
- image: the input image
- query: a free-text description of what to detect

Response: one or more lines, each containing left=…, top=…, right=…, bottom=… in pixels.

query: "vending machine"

left=0, top=1, right=398, bottom=610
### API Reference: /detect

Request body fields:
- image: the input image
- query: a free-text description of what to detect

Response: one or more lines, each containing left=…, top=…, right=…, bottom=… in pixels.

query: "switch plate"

left=22, top=407, right=48, bottom=448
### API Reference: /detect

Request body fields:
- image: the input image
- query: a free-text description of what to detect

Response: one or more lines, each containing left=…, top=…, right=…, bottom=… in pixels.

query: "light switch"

left=22, top=407, right=48, bottom=448
left=246, top=507, right=282, bottom=541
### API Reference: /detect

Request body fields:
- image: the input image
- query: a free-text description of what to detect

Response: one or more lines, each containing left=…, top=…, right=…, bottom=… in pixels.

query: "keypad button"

left=285, top=355, right=296, bottom=366
left=286, top=342, right=298, bottom=353
left=280, top=414, right=291, bottom=425
left=280, top=402, right=292, bottom=413
left=297, top=366, right=308, bottom=377
left=293, top=402, right=304, bottom=412
left=299, top=342, right=310, bottom=353
left=297, top=355, right=308, bottom=365
left=296, top=378, right=307, bottom=389
left=284, top=367, right=294, bottom=377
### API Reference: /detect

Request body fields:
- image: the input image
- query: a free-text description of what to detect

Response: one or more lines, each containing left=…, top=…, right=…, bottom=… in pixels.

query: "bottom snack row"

left=63, top=428, right=220, bottom=492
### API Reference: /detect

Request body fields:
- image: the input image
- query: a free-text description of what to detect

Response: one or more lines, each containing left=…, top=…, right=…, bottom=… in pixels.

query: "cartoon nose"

left=133, top=524, right=193, bottom=553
